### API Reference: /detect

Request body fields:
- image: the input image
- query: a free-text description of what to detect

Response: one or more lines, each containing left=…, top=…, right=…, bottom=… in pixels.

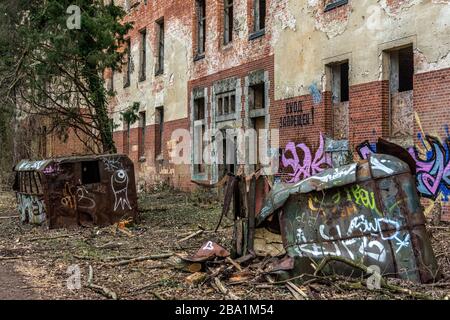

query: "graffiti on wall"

left=281, top=133, right=332, bottom=183
left=17, top=194, right=46, bottom=225
left=409, top=135, right=450, bottom=201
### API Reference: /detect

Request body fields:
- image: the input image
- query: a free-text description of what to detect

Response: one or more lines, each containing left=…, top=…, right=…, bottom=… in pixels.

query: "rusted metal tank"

left=13, top=154, right=138, bottom=229
left=257, top=154, right=440, bottom=283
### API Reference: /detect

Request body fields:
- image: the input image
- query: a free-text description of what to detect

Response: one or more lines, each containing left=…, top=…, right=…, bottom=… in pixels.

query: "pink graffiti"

left=282, top=134, right=332, bottom=183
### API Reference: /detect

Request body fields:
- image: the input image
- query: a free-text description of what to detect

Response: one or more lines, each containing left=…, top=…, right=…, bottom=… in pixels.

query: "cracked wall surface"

left=274, top=0, right=450, bottom=101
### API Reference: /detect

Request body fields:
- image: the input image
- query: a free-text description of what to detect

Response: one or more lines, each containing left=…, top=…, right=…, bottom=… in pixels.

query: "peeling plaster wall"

left=110, top=0, right=192, bottom=131
left=274, top=0, right=450, bottom=101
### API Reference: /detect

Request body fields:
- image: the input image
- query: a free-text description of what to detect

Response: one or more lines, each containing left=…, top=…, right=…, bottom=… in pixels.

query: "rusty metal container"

left=257, top=154, right=440, bottom=283
left=13, top=154, right=138, bottom=229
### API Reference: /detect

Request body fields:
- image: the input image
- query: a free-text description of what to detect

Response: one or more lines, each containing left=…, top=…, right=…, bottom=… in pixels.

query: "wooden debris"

left=286, top=281, right=309, bottom=300
left=225, top=257, right=243, bottom=271
left=0, top=215, right=19, bottom=220
left=87, top=265, right=118, bottom=300
left=186, top=272, right=207, bottom=285
left=177, top=230, right=204, bottom=243
left=28, top=234, right=71, bottom=242
left=213, top=277, right=240, bottom=300
left=107, top=252, right=173, bottom=267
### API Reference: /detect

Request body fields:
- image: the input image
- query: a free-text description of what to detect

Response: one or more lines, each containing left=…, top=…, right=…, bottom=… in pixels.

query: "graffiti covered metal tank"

left=258, top=154, right=439, bottom=283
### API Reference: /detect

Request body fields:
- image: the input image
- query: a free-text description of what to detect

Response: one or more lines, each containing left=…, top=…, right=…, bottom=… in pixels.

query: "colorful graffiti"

left=17, top=194, right=46, bottom=225
left=281, top=134, right=332, bottom=183
left=356, top=140, right=377, bottom=160
left=409, top=135, right=450, bottom=201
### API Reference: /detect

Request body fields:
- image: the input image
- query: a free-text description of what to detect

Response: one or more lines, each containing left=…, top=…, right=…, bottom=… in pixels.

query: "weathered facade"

left=46, top=0, right=450, bottom=219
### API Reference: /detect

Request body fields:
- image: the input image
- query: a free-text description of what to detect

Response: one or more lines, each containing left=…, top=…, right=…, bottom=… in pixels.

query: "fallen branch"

left=213, top=277, right=240, bottom=300
left=225, top=257, right=243, bottom=272
left=28, top=234, right=71, bottom=242
left=87, top=265, right=118, bottom=300
left=0, top=215, right=19, bottom=220
left=107, top=253, right=174, bottom=267
left=286, top=281, right=309, bottom=300
left=177, top=230, right=204, bottom=243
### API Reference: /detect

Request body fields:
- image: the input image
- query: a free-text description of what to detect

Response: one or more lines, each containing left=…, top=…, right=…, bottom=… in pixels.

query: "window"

left=124, top=120, right=130, bottom=155
left=340, top=62, right=349, bottom=102
left=249, top=83, right=265, bottom=110
left=216, top=92, right=236, bottom=116
left=139, top=29, right=147, bottom=81
left=109, top=70, right=114, bottom=92
left=324, top=0, right=348, bottom=12
left=138, top=111, right=146, bottom=158
left=398, top=47, right=414, bottom=92
left=224, top=0, right=233, bottom=45
left=193, top=97, right=206, bottom=174
left=155, top=107, right=164, bottom=158
left=253, top=0, right=266, bottom=33
left=123, top=39, right=131, bottom=88
left=196, top=0, right=206, bottom=56
left=81, top=161, right=101, bottom=184
left=155, top=19, right=164, bottom=75
left=330, top=62, right=349, bottom=103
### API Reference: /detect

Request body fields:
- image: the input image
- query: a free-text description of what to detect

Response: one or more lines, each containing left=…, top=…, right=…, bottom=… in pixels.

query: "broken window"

left=124, top=121, right=130, bottom=155
left=108, top=70, right=114, bottom=92
left=193, top=97, right=206, bottom=174
left=139, top=28, right=147, bottom=81
left=81, top=161, right=101, bottom=185
left=155, top=19, right=164, bottom=75
left=253, top=0, right=266, bottom=33
left=138, top=111, right=146, bottom=158
left=155, top=106, right=164, bottom=158
left=216, top=92, right=236, bottom=116
left=390, top=46, right=414, bottom=93
left=330, top=61, right=350, bottom=140
left=249, top=83, right=265, bottom=110
left=196, top=0, right=206, bottom=56
left=123, top=39, right=131, bottom=88
left=388, top=46, right=414, bottom=144
left=224, top=0, right=233, bottom=45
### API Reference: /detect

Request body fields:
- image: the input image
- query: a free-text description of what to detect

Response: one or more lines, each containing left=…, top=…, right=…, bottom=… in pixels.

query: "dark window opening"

left=398, top=47, right=414, bottom=92
left=123, top=39, right=131, bottom=88
left=196, top=0, right=206, bottom=56
left=249, top=83, right=265, bottom=110
left=138, top=111, right=146, bottom=158
left=216, top=91, right=236, bottom=116
left=81, top=161, right=101, bottom=185
left=156, top=19, right=164, bottom=75
left=224, top=0, right=233, bottom=45
left=340, top=62, right=349, bottom=102
left=194, top=97, right=205, bottom=121
left=254, top=0, right=266, bottom=32
left=155, top=107, right=164, bottom=158
left=139, top=29, right=147, bottom=81
left=194, top=124, right=206, bottom=174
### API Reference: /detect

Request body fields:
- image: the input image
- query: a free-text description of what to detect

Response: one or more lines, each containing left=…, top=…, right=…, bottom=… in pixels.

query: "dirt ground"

left=1, top=187, right=450, bottom=300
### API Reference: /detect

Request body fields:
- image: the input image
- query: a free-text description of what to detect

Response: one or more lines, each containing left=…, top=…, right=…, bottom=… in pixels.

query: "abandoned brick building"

left=44, top=0, right=450, bottom=219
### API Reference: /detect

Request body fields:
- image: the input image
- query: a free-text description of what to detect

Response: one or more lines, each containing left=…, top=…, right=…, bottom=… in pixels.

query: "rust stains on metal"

left=13, top=154, right=138, bottom=229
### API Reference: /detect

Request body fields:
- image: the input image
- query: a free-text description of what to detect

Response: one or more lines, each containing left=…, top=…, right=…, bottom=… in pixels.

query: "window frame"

left=223, top=0, right=233, bottom=45
left=155, top=19, right=165, bottom=76
left=139, top=28, right=147, bottom=82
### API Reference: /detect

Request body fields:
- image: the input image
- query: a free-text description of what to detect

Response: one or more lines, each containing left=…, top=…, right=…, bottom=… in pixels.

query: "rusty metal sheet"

left=182, top=241, right=230, bottom=263
left=13, top=154, right=138, bottom=229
